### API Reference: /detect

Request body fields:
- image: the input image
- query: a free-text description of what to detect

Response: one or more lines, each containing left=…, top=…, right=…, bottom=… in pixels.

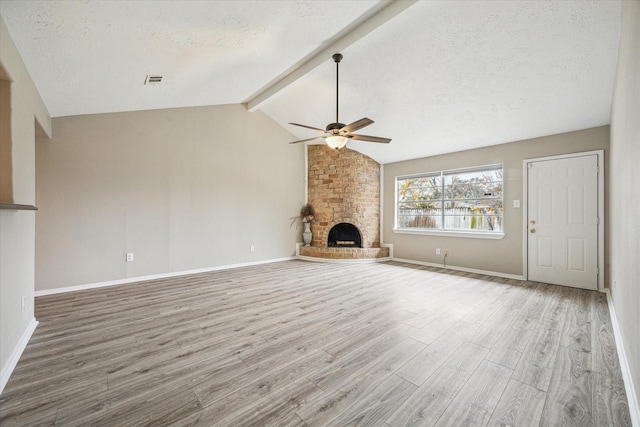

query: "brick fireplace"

left=299, top=145, right=389, bottom=260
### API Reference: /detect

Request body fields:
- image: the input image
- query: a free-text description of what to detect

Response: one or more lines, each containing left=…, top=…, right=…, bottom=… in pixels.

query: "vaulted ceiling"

left=0, top=0, right=621, bottom=164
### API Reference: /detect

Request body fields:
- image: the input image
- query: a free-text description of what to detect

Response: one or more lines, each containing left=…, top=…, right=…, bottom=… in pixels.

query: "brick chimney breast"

left=307, top=145, right=381, bottom=249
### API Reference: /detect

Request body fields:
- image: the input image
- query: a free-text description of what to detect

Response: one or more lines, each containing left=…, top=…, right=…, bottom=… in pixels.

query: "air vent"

left=144, top=75, right=163, bottom=85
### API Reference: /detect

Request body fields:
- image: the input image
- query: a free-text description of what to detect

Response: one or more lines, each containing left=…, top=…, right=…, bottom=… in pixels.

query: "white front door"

left=527, top=154, right=599, bottom=290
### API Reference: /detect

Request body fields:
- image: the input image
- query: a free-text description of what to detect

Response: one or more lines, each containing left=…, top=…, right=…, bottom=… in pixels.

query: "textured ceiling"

left=0, top=0, right=621, bottom=164
left=0, top=0, right=384, bottom=116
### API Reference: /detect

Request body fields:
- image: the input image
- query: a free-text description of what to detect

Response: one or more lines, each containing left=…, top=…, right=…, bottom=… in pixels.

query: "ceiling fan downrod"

left=333, top=53, right=343, bottom=127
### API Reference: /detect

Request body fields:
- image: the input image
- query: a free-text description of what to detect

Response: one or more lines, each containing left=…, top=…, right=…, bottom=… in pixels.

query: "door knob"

left=529, top=220, right=536, bottom=225
left=530, top=228, right=536, bottom=233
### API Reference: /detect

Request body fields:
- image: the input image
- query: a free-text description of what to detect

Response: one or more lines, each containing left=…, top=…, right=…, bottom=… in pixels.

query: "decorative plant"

left=290, top=203, right=315, bottom=228
left=300, top=203, right=315, bottom=223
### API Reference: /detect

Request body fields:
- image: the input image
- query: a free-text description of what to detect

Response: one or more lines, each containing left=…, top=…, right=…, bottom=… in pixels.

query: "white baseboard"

left=604, top=288, right=640, bottom=426
left=35, top=257, right=295, bottom=297
left=391, top=257, right=525, bottom=281
left=1, top=317, right=38, bottom=395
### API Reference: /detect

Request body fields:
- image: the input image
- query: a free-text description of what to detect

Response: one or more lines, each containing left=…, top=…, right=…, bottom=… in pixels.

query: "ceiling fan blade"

left=288, top=136, right=326, bottom=144
left=341, top=117, right=374, bottom=133
left=349, top=134, right=392, bottom=144
left=289, top=123, right=326, bottom=132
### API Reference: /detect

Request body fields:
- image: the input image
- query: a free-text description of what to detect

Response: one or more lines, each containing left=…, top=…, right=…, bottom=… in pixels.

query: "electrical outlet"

left=126, top=253, right=134, bottom=262
left=21, top=296, right=25, bottom=312
left=436, top=248, right=441, bottom=255
left=250, top=245, right=255, bottom=253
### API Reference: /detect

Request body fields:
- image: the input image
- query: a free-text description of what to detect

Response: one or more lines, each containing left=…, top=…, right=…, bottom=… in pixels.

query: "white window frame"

left=394, top=164, right=505, bottom=239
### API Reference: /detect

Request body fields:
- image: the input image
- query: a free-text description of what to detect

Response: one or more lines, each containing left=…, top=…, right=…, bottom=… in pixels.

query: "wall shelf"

left=0, top=203, right=38, bottom=211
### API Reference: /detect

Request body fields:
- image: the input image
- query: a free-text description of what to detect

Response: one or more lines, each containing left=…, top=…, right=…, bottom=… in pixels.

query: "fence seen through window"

left=396, top=165, right=503, bottom=233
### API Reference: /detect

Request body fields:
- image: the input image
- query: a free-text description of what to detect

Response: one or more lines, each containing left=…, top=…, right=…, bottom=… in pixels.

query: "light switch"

left=513, top=199, right=520, bottom=208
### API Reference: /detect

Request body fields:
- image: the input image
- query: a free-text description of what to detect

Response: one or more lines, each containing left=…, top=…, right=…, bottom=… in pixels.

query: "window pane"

left=444, top=169, right=503, bottom=200
left=397, top=175, right=441, bottom=203
left=397, top=174, right=442, bottom=230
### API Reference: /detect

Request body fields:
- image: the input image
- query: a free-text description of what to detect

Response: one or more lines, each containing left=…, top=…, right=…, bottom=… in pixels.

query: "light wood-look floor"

left=0, top=260, right=631, bottom=426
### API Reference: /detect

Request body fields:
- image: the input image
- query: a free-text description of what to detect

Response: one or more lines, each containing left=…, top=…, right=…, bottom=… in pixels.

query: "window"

left=396, top=164, right=503, bottom=235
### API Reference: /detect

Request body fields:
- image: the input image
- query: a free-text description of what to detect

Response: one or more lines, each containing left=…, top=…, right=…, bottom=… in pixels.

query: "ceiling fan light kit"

left=326, top=135, right=348, bottom=150
left=288, top=53, right=391, bottom=150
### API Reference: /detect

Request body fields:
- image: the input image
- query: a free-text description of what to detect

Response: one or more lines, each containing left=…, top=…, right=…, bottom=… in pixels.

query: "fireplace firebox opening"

left=327, top=223, right=362, bottom=248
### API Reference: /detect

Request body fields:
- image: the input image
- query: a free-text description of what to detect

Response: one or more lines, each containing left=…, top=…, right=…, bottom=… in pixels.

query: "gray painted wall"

left=382, top=126, right=609, bottom=277
left=0, top=16, right=51, bottom=387
left=35, top=105, right=305, bottom=291
left=610, top=0, right=640, bottom=414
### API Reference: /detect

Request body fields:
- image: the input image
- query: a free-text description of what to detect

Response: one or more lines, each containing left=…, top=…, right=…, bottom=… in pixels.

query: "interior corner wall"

left=35, top=105, right=305, bottom=292
left=0, top=15, right=51, bottom=390
left=609, top=0, right=640, bottom=415
left=0, top=79, right=13, bottom=203
left=382, top=126, right=609, bottom=276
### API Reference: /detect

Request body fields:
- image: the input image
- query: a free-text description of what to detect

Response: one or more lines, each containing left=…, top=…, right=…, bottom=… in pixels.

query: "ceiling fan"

left=288, top=53, right=391, bottom=150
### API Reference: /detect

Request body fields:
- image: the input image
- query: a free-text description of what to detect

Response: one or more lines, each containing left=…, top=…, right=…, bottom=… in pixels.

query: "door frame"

left=522, top=150, right=604, bottom=291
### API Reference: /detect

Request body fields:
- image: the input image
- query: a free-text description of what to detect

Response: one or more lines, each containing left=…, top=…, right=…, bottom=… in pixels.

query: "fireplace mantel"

left=0, top=203, right=38, bottom=211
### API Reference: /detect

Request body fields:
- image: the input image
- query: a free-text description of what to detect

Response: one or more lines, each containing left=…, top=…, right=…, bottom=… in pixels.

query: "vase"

left=303, top=222, right=312, bottom=247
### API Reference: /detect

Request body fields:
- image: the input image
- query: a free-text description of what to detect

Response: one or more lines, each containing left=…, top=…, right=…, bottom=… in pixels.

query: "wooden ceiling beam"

left=244, top=0, right=418, bottom=112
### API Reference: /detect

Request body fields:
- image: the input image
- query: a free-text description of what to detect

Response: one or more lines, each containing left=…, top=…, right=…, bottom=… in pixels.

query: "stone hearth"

left=299, top=245, right=389, bottom=260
